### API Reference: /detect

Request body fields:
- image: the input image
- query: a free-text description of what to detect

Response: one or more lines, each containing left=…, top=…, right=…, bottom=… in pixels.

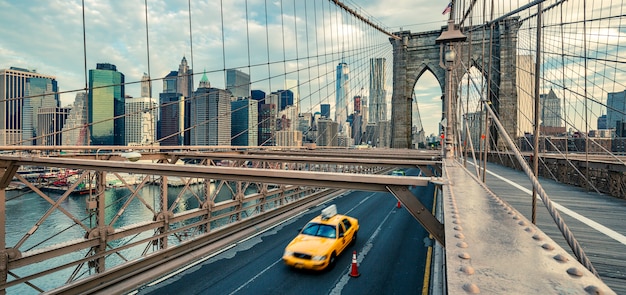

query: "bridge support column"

left=0, top=189, right=5, bottom=295
left=390, top=36, right=412, bottom=148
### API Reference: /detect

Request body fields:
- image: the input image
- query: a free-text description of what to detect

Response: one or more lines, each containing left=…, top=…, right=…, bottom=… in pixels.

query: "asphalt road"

left=135, top=169, right=435, bottom=295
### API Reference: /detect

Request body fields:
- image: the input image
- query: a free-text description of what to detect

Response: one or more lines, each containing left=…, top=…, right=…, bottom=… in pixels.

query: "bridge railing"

left=0, top=148, right=438, bottom=294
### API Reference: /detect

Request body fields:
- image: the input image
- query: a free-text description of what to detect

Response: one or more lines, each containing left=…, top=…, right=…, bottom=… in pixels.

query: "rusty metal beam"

left=0, top=161, right=19, bottom=189
left=386, top=185, right=445, bottom=247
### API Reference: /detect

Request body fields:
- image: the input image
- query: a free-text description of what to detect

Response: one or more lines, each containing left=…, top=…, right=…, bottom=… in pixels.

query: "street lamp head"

left=435, top=20, right=467, bottom=44
left=444, top=48, right=456, bottom=63
left=120, top=151, right=142, bottom=162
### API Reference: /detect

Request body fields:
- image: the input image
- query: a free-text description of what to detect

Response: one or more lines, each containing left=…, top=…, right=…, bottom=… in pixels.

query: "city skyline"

left=0, top=0, right=449, bottom=136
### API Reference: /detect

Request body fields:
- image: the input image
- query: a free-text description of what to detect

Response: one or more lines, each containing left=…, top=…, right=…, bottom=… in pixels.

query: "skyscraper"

left=141, top=72, right=151, bottom=98
left=317, top=118, right=338, bottom=146
left=226, top=69, right=251, bottom=99
left=231, top=98, right=258, bottom=146
left=353, top=95, right=362, bottom=114
left=178, top=57, right=193, bottom=145
left=607, top=90, right=626, bottom=131
left=37, top=107, right=70, bottom=146
left=336, top=62, right=350, bottom=132
left=61, top=92, right=88, bottom=146
left=598, top=114, right=607, bottom=130
left=125, top=97, right=157, bottom=145
left=0, top=67, right=58, bottom=145
left=321, top=104, right=331, bottom=119
left=273, top=89, right=294, bottom=111
left=158, top=92, right=182, bottom=146
left=539, top=89, right=562, bottom=127
left=88, top=63, right=125, bottom=145
left=177, top=57, right=193, bottom=98
left=158, top=58, right=193, bottom=146
left=23, top=77, right=59, bottom=145
left=369, top=58, right=386, bottom=124
left=285, top=79, right=300, bottom=114
left=259, top=104, right=277, bottom=146
left=191, top=74, right=231, bottom=146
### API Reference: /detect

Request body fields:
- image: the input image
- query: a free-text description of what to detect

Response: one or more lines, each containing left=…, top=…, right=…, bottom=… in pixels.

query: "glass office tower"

left=88, top=63, right=125, bottom=145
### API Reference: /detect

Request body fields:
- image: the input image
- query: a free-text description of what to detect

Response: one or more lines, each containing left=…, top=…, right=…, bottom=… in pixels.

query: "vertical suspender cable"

left=583, top=0, right=591, bottom=191
left=532, top=1, right=542, bottom=225
left=81, top=0, right=90, bottom=146
left=144, top=0, right=154, bottom=145
left=188, top=0, right=194, bottom=83
left=220, top=0, right=226, bottom=86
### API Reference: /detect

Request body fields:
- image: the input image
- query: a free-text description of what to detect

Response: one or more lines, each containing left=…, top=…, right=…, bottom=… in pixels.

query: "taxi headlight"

left=312, top=255, right=326, bottom=261
left=284, top=250, right=294, bottom=257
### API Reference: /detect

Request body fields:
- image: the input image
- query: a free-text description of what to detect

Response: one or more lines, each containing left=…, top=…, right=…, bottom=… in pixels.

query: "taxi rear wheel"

left=350, top=231, right=357, bottom=245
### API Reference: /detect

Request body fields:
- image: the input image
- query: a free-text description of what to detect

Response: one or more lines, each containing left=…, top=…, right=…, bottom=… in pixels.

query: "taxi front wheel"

left=328, top=253, right=337, bottom=270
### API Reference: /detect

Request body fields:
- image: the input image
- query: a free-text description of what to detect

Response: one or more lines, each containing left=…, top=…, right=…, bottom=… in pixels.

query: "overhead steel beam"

left=0, top=155, right=437, bottom=192
left=387, top=185, right=445, bottom=247
left=169, top=152, right=440, bottom=166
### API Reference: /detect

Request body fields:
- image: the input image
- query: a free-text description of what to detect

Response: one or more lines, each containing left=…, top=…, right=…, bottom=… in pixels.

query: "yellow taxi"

left=282, top=204, right=359, bottom=270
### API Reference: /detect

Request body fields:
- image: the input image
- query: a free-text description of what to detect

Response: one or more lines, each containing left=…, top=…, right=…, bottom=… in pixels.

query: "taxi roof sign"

left=321, top=204, right=337, bottom=220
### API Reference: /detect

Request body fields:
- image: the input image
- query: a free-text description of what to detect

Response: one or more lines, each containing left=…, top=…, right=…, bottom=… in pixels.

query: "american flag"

left=442, top=2, right=452, bottom=15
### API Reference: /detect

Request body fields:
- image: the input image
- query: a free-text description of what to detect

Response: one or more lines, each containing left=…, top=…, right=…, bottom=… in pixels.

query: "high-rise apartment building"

left=226, top=69, right=251, bottom=99
left=231, top=98, right=258, bottom=146
left=88, top=63, right=125, bottom=145
left=125, top=97, right=157, bottom=145
left=336, top=62, right=350, bottom=132
left=369, top=58, right=386, bottom=124
left=0, top=67, right=58, bottom=145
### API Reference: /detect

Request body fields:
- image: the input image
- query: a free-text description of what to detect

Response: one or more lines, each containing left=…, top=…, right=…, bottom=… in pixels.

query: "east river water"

left=5, top=180, right=251, bottom=294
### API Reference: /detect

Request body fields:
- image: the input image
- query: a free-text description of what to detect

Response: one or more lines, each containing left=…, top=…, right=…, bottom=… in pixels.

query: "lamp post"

left=443, top=46, right=456, bottom=158
left=436, top=2, right=466, bottom=159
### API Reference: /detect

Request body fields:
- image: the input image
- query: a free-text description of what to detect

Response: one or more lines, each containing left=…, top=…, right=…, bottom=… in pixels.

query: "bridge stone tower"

left=389, top=18, right=521, bottom=150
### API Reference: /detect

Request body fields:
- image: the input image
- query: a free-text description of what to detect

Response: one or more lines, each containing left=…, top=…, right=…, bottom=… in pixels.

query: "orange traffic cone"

left=349, top=250, right=360, bottom=277
left=396, top=201, right=402, bottom=208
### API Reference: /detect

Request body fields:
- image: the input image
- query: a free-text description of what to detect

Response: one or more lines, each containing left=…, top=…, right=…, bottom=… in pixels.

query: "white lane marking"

left=477, top=163, right=626, bottom=246
left=134, top=210, right=310, bottom=292
left=145, top=243, right=237, bottom=288
left=346, top=193, right=375, bottom=215
left=229, top=259, right=282, bottom=295
left=329, top=197, right=396, bottom=295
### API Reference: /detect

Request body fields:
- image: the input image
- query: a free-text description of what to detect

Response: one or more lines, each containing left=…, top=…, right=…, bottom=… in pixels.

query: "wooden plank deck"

left=477, top=162, right=626, bottom=294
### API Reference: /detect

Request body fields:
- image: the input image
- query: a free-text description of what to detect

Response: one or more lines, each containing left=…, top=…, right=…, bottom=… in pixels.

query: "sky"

left=0, top=0, right=465, bottom=137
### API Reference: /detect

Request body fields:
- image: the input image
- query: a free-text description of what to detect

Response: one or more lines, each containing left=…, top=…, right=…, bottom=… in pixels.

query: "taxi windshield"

left=301, top=223, right=336, bottom=238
